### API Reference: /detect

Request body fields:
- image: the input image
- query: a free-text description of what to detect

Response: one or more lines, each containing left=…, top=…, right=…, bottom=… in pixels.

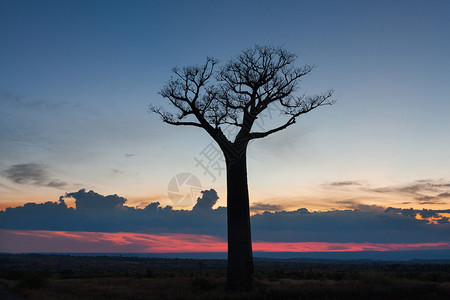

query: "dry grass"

left=1, top=254, right=449, bottom=299
left=1, top=276, right=448, bottom=300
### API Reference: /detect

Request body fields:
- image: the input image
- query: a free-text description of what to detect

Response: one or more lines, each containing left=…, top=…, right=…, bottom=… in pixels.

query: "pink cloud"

left=0, top=229, right=449, bottom=253
left=252, top=241, right=450, bottom=252
left=0, top=230, right=227, bottom=253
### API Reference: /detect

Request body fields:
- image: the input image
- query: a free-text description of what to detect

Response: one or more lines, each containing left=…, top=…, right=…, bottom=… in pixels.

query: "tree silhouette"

left=151, top=45, right=334, bottom=292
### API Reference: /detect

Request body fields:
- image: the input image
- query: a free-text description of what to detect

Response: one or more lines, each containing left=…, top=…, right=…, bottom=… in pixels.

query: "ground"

left=0, top=254, right=449, bottom=299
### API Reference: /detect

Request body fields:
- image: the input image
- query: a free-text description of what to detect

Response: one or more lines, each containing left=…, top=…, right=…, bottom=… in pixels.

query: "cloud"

left=317, top=179, right=450, bottom=208
left=47, top=181, right=68, bottom=188
left=369, top=179, right=450, bottom=195
left=251, top=208, right=450, bottom=243
left=1, top=90, right=66, bottom=111
left=0, top=182, right=19, bottom=191
left=415, top=195, right=434, bottom=201
left=2, top=229, right=449, bottom=254
left=2, top=163, right=67, bottom=188
left=325, top=181, right=362, bottom=187
left=1, top=90, right=25, bottom=106
left=1, top=189, right=449, bottom=244
left=111, top=169, right=125, bottom=175
left=385, top=207, right=450, bottom=223
left=418, top=201, right=447, bottom=205
left=331, top=179, right=450, bottom=205
left=3, top=164, right=48, bottom=184
left=326, top=178, right=450, bottom=199
left=413, top=191, right=450, bottom=205
left=251, top=202, right=283, bottom=213
left=335, top=200, right=385, bottom=213
left=65, top=189, right=127, bottom=212
left=0, top=199, right=77, bottom=231
left=0, top=189, right=227, bottom=236
left=0, top=90, right=95, bottom=114
left=192, top=189, right=219, bottom=212
left=0, top=230, right=228, bottom=253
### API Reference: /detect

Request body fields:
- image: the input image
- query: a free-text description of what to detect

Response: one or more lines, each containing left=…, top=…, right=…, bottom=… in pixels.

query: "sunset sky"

left=1, top=0, right=449, bottom=254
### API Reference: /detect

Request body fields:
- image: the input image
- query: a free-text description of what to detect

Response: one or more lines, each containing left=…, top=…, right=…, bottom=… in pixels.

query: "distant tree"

left=151, top=45, right=334, bottom=292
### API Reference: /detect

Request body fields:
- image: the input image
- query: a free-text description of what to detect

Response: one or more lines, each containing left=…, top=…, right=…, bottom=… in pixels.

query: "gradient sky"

left=1, top=1, right=450, bottom=217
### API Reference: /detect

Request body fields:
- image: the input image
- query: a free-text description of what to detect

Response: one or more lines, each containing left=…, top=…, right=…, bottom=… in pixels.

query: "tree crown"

left=151, top=45, right=334, bottom=157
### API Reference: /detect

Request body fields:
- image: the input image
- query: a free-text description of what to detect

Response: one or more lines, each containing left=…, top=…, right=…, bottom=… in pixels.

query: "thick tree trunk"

left=225, top=153, right=254, bottom=292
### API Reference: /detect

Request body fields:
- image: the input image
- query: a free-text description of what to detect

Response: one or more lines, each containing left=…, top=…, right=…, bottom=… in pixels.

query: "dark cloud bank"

left=1, top=189, right=449, bottom=244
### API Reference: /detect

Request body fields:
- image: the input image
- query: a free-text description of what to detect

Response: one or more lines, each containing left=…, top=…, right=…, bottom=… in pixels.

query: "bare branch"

left=149, top=105, right=203, bottom=127
left=249, top=90, right=335, bottom=140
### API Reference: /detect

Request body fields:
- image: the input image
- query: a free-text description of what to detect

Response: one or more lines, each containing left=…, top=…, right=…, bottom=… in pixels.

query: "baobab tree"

left=151, top=45, right=334, bottom=292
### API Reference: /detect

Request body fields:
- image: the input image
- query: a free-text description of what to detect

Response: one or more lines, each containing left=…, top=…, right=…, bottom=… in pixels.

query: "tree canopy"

left=151, top=45, right=334, bottom=159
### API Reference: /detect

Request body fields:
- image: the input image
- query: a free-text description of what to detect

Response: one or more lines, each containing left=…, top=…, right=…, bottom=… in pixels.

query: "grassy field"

left=0, top=254, right=449, bottom=299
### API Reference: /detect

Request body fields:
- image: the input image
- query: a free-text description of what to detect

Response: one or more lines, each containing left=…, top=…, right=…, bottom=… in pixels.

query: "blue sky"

left=1, top=0, right=450, bottom=213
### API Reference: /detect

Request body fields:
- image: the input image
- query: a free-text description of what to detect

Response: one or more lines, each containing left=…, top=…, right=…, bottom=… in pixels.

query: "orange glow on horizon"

left=1, top=229, right=449, bottom=253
